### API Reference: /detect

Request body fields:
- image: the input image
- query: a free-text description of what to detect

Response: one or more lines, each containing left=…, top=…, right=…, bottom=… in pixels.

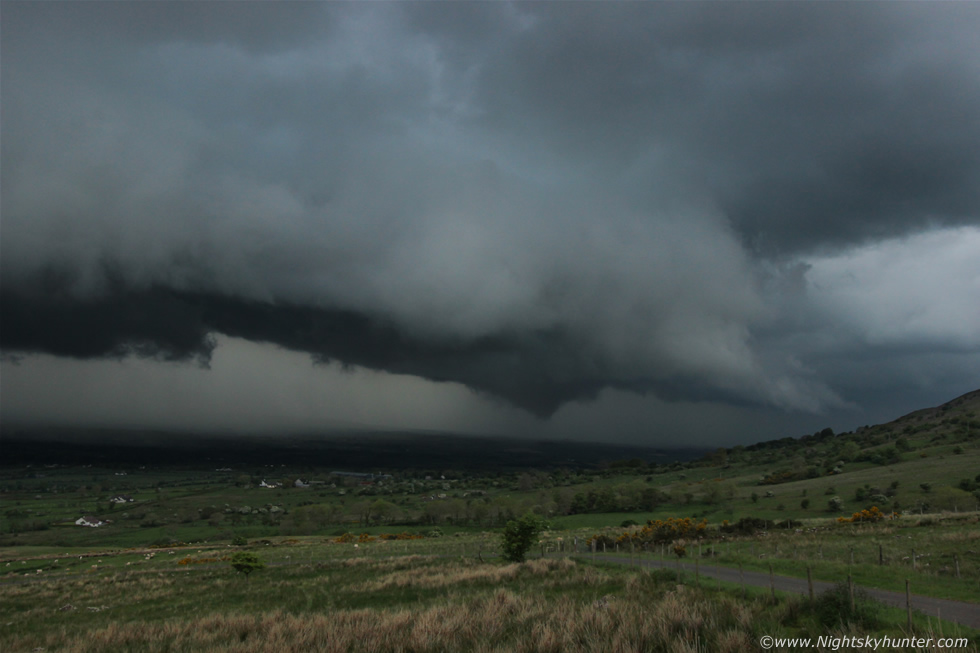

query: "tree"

left=500, top=513, right=541, bottom=563
left=370, top=499, right=399, bottom=525
left=230, top=552, right=265, bottom=581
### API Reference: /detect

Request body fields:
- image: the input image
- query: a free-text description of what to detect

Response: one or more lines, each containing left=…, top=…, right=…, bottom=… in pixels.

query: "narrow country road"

left=590, top=554, right=980, bottom=629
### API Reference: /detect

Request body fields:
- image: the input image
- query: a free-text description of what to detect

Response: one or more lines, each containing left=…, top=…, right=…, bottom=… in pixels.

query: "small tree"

left=230, top=552, right=265, bottom=581
left=500, top=513, right=541, bottom=563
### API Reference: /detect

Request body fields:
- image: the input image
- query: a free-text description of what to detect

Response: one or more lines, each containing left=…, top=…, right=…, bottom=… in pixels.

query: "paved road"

left=589, top=555, right=980, bottom=629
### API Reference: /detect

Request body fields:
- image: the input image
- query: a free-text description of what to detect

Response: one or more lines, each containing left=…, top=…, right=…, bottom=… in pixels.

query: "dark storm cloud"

left=2, top=1, right=978, bottom=424
left=465, top=2, right=980, bottom=252
left=1, top=274, right=608, bottom=416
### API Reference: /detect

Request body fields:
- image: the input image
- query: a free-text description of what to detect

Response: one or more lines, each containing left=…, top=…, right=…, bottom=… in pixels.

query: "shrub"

left=589, top=534, right=617, bottom=549
left=720, top=516, right=774, bottom=534
left=814, top=583, right=881, bottom=629
left=500, top=513, right=541, bottom=563
left=827, top=496, right=843, bottom=512
left=230, top=552, right=265, bottom=581
left=231, top=535, right=248, bottom=546
left=869, top=494, right=889, bottom=506
left=837, top=506, right=890, bottom=524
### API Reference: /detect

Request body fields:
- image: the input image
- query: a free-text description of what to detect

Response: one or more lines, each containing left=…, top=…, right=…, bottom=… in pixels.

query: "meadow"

left=3, top=547, right=977, bottom=652
left=1, top=391, right=978, bottom=650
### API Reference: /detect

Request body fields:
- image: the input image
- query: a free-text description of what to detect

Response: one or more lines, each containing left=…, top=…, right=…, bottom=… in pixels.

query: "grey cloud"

left=466, top=2, right=980, bottom=252
left=2, top=2, right=978, bottom=431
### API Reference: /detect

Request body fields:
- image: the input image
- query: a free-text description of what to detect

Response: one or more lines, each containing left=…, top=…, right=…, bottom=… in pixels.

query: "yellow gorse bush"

left=836, top=506, right=898, bottom=524
left=589, top=516, right=708, bottom=548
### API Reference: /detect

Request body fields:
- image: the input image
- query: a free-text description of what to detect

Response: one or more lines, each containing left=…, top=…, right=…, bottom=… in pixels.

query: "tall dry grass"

left=353, top=555, right=578, bottom=592
left=10, top=589, right=736, bottom=653
left=2, top=578, right=790, bottom=653
left=5, top=556, right=975, bottom=652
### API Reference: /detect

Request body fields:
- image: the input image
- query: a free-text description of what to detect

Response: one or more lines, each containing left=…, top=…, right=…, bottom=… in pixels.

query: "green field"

left=2, top=392, right=978, bottom=649
left=3, top=547, right=977, bottom=652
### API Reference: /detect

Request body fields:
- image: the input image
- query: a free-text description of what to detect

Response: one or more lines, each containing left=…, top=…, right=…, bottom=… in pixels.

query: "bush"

left=814, top=583, right=881, bottom=629
left=868, top=494, right=889, bottom=506
left=720, top=516, right=774, bottom=534
left=231, top=535, right=248, bottom=546
left=500, top=513, right=541, bottom=563
left=230, top=552, right=265, bottom=581
left=588, top=533, right=615, bottom=550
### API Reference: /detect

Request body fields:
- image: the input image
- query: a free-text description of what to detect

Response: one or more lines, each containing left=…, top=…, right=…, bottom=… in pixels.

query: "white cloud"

left=803, top=226, right=980, bottom=350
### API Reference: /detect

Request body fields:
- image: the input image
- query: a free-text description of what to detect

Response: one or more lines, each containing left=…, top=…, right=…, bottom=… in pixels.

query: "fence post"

left=912, top=549, right=916, bottom=570
left=695, top=557, right=700, bottom=587
left=807, top=565, right=814, bottom=602
left=848, top=573, right=855, bottom=613
left=954, top=555, right=960, bottom=579
left=740, top=562, right=745, bottom=598
left=769, top=563, right=775, bottom=603
left=906, top=579, right=913, bottom=631
left=879, top=543, right=883, bottom=566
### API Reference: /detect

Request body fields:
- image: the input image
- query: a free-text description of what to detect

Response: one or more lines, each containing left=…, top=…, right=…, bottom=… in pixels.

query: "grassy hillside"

left=2, top=392, right=978, bottom=546
left=3, top=551, right=977, bottom=652
left=1, top=391, right=977, bottom=591
left=1, top=391, right=978, bottom=650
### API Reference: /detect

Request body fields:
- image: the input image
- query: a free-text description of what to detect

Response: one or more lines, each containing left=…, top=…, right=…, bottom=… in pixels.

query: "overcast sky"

left=2, top=1, right=979, bottom=446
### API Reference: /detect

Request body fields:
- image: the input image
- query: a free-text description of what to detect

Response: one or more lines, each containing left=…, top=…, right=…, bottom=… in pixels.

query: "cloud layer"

left=2, top=2, right=979, bottom=434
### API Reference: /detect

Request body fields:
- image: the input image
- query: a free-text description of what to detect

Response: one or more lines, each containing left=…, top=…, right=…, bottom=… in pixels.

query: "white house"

left=75, top=516, right=105, bottom=528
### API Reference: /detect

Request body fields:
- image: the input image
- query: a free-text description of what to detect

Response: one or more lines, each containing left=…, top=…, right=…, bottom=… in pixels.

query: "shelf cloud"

left=2, top=2, right=978, bottom=441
